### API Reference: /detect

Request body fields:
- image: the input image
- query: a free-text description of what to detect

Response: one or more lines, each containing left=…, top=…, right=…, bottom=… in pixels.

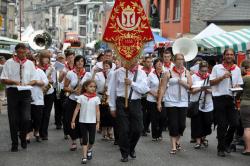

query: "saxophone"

left=43, top=66, right=53, bottom=94
left=101, top=85, right=108, bottom=105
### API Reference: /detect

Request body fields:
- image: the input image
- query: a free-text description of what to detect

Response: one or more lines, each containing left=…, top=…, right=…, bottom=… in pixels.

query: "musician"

left=162, top=48, right=174, bottom=72
left=190, top=61, right=213, bottom=149
left=63, top=55, right=92, bottom=151
left=240, top=59, right=250, bottom=155
left=59, top=50, right=75, bottom=139
left=210, top=48, right=243, bottom=157
left=26, top=54, right=49, bottom=142
left=92, top=49, right=116, bottom=72
left=157, top=53, right=192, bottom=155
left=109, top=61, right=150, bottom=162
left=38, top=50, right=56, bottom=140
left=141, top=56, right=154, bottom=136
left=54, top=54, right=66, bottom=130
left=147, top=58, right=166, bottom=141
left=0, top=43, right=36, bottom=152
left=94, top=60, right=113, bottom=140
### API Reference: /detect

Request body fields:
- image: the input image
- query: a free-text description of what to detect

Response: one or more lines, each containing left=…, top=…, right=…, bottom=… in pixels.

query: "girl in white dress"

left=71, top=80, right=100, bottom=164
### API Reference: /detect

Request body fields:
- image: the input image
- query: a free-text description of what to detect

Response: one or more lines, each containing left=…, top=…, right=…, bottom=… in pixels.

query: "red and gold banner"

left=103, top=0, right=153, bottom=64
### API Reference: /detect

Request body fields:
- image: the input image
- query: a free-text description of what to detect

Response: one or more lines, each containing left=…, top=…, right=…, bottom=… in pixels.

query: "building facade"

left=75, top=0, right=115, bottom=45
left=0, top=0, right=16, bottom=37
left=146, top=0, right=232, bottom=39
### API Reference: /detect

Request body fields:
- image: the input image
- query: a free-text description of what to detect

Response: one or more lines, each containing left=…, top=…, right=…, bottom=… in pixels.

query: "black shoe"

left=241, top=151, right=250, bottom=156
left=87, top=150, right=92, bottom=160
left=146, top=129, right=150, bottom=133
left=11, top=146, right=18, bottom=152
left=26, top=139, right=30, bottom=144
left=141, top=132, right=147, bottom=136
left=225, top=146, right=231, bottom=153
left=41, top=137, right=48, bottom=140
left=21, top=141, right=27, bottom=149
left=217, top=151, right=226, bottom=157
left=64, top=135, right=69, bottom=140
left=35, top=136, right=41, bottom=142
left=56, top=125, right=62, bottom=130
left=230, top=144, right=236, bottom=152
left=81, top=158, right=87, bottom=164
left=114, top=140, right=118, bottom=145
left=120, top=156, right=128, bottom=162
left=129, top=151, right=136, bottom=158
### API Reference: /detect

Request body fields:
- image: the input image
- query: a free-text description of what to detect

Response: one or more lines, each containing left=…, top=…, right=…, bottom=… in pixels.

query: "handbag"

left=187, top=77, right=208, bottom=118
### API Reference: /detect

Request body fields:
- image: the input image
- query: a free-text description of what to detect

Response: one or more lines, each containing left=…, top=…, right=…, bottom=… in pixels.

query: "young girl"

left=71, top=80, right=100, bottom=164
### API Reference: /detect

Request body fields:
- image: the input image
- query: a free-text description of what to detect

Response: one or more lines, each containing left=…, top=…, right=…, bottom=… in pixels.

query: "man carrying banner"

left=103, top=0, right=153, bottom=162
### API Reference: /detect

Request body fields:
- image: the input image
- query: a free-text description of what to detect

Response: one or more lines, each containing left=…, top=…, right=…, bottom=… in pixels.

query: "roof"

left=193, top=23, right=226, bottom=40
left=197, top=28, right=250, bottom=53
left=208, top=0, right=250, bottom=22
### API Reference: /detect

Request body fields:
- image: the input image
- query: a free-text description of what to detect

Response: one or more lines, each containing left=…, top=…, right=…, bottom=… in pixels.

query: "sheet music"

left=17, top=86, right=33, bottom=91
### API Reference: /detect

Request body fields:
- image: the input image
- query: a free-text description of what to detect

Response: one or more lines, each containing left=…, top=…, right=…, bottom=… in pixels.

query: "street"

left=0, top=106, right=250, bottom=166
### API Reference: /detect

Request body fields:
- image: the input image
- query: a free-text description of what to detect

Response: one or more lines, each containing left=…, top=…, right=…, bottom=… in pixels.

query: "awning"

left=199, top=28, right=250, bottom=53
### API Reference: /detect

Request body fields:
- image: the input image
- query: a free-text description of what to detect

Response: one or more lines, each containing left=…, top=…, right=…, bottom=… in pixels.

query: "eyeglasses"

left=200, top=70, right=208, bottom=73
left=176, top=58, right=184, bottom=61
left=225, top=53, right=234, bottom=56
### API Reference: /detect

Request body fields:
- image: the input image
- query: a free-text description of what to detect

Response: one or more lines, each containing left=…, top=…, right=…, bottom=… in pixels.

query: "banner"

left=103, top=0, right=153, bottom=64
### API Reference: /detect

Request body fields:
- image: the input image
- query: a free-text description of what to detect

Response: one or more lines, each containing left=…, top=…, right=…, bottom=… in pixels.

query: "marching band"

left=1, top=43, right=250, bottom=164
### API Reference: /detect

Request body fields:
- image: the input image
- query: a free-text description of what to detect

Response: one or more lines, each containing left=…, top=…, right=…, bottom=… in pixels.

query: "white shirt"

left=77, top=95, right=100, bottom=123
left=164, top=69, right=189, bottom=107
left=0, top=58, right=36, bottom=88
left=95, top=71, right=111, bottom=98
left=92, top=61, right=116, bottom=73
left=163, top=62, right=175, bottom=72
left=147, top=72, right=161, bottom=102
left=109, top=67, right=150, bottom=111
left=210, top=64, right=243, bottom=97
left=190, top=74, right=213, bottom=112
left=66, top=71, right=92, bottom=101
left=31, top=68, right=49, bottom=105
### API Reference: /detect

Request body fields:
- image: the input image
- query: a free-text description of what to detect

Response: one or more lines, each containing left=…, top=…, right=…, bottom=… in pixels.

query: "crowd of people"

left=1, top=43, right=250, bottom=164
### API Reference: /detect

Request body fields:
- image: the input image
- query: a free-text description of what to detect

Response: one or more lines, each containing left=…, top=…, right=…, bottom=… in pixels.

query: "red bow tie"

left=196, top=72, right=209, bottom=80
left=83, top=92, right=96, bottom=100
left=223, top=63, right=236, bottom=71
left=142, top=67, right=152, bottom=75
left=13, top=56, right=27, bottom=65
left=129, top=65, right=138, bottom=74
left=173, top=66, right=184, bottom=75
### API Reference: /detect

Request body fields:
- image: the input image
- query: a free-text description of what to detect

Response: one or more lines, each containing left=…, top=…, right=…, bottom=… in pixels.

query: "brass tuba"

left=172, top=38, right=198, bottom=62
left=28, top=30, right=52, bottom=50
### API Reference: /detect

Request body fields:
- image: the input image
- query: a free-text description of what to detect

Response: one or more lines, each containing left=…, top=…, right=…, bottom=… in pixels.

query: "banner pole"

left=125, top=69, right=128, bottom=108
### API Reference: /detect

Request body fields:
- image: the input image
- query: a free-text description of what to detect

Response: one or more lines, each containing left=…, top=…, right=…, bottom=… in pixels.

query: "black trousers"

left=148, top=101, right=166, bottom=139
left=54, top=90, right=63, bottom=127
left=79, top=123, right=96, bottom=145
left=191, top=111, right=213, bottom=139
left=29, top=104, right=43, bottom=132
left=63, top=98, right=80, bottom=140
left=116, top=97, right=143, bottom=157
left=213, top=96, right=239, bottom=151
left=40, top=93, right=54, bottom=138
left=113, top=117, right=119, bottom=142
left=7, top=88, right=31, bottom=146
left=60, top=90, right=68, bottom=135
left=141, top=97, right=151, bottom=132
left=167, top=107, right=187, bottom=137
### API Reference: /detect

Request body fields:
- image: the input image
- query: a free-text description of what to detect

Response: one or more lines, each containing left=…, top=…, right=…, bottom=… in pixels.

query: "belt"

left=117, top=96, right=141, bottom=101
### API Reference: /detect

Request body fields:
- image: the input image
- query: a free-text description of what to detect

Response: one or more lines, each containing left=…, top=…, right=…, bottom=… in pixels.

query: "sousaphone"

left=28, top=30, right=52, bottom=50
left=172, top=38, right=198, bottom=62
